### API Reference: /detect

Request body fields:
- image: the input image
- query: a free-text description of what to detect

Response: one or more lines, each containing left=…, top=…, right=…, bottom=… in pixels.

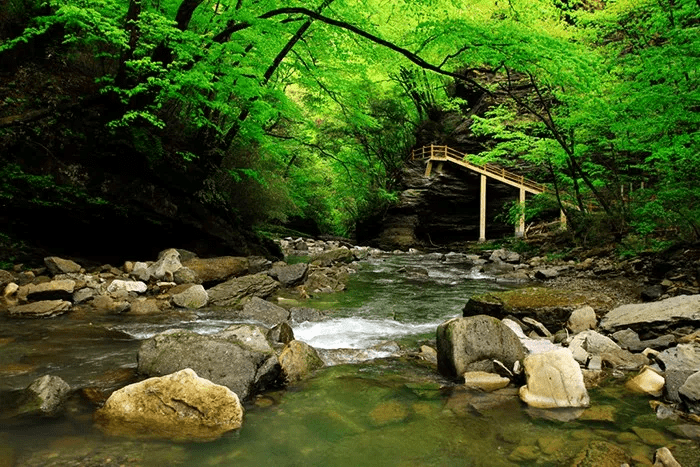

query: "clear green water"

left=1, top=253, right=699, bottom=466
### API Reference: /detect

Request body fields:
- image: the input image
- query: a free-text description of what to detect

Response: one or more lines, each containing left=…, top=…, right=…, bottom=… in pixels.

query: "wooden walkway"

left=411, top=145, right=564, bottom=241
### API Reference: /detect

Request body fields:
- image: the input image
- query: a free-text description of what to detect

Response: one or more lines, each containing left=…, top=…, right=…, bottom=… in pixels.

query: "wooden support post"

left=436, top=162, right=444, bottom=173
left=479, top=174, right=487, bottom=242
left=424, top=160, right=433, bottom=178
left=516, top=187, right=525, bottom=237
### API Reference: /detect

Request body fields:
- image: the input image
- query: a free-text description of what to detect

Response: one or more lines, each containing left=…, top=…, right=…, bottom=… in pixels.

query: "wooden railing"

left=411, top=145, right=546, bottom=194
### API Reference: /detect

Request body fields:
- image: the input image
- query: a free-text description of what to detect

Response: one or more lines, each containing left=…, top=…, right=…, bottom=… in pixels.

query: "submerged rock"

left=519, top=348, right=590, bottom=409
left=95, top=368, right=243, bottom=441
left=436, top=315, right=525, bottom=379
left=10, top=375, right=71, bottom=417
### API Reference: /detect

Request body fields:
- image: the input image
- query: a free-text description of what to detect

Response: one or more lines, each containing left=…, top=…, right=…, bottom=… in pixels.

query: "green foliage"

left=1, top=0, right=697, bottom=244
left=0, top=163, right=110, bottom=207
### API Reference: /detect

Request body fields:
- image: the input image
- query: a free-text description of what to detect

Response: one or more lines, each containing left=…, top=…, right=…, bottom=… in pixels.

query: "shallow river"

left=1, top=253, right=699, bottom=466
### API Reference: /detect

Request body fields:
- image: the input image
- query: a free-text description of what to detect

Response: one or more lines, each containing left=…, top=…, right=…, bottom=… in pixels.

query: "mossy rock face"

left=463, top=287, right=613, bottom=330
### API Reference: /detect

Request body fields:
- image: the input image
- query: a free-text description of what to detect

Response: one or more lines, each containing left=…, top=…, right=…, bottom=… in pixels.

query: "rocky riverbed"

left=1, top=238, right=700, bottom=466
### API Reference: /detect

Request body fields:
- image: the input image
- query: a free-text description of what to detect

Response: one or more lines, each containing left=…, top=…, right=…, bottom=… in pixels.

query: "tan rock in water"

left=626, top=367, right=665, bottom=397
left=95, top=368, right=243, bottom=441
left=279, top=340, right=324, bottom=383
left=519, top=348, right=590, bottom=409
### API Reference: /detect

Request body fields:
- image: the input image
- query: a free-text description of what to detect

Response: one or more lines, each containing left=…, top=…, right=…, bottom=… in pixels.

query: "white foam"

left=293, top=317, right=439, bottom=349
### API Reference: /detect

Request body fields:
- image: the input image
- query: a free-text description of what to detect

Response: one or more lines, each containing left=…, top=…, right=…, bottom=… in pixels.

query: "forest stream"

left=1, top=252, right=699, bottom=466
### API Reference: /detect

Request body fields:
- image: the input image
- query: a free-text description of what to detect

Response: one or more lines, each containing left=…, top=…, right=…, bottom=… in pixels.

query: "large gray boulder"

left=436, top=315, right=525, bottom=379
left=236, top=297, right=290, bottom=326
left=182, top=256, right=249, bottom=284
left=206, top=273, right=280, bottom=308
left=269, top=262, right=309, bottom=287
left=95, top=368, right=243, bottom=441
left=656, top=343, right=700, bottom=402
left=519, top=348, right=589, bottom=409
left=137, top=325, right=280, bottom=400
left=600, top=295, right=700, bottom=335
left=310, top=248, right=354, bottom=267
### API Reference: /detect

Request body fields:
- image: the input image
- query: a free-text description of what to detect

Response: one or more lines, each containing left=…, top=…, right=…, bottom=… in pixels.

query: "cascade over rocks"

left=95, top=368, right=244, bottom=441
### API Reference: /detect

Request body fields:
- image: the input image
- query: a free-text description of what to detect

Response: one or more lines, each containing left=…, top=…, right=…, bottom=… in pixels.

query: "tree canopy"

left=1, top=0, right=698, bottom=250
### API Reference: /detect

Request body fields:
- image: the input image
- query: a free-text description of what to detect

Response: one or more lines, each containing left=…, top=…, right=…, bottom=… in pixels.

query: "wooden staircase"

left=410, top=145, right=564, bottom=241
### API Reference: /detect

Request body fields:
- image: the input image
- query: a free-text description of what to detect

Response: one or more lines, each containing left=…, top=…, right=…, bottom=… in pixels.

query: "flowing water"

left=1, top=253, right=699, bottom=466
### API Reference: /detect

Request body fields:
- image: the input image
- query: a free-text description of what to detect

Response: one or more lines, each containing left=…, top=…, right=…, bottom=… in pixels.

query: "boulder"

left=534, top=268, right=560, bottom=280
left=182, top=256, right=248, bottom=284
left=679, top=371, right=700, bottom=414
left=44, top=257, right=81, bottom=275
left=14, top=375, right=71, bottom=417
left=310, top=248, right=354, bottom=267
left=600, top=295, right=700, bottom=335
left=567, top=306, right=597, bottom=334
left=641, top=284, right=665, bottom=302
left=278, top=340, right=324, bottom=383
left=290, top=307, right=328, bottom=323
left=568, top=330, right=621, bottom=358
left=656, top=344, right=700, bottom=402
left=8, top=300, right=71, bottom=318
left=173, top=267, right=199, bottom=285
left=269, top=262, right=309, bottom=287
left=106, top=279, right=148, bottom=294
left=304, top=269, right=346, bottom=293
left=137, top=326, right=280, bottom=400
left=464, top=287, right=613, bottom=331
left=489, top=249, right=521, bottom=264
left=95, top=368, right=243, bottom=441
left=0, top=269, right=14, bottom=288
left=436, top=315, right=525, bottom=379
left=236, top=297, right=290, bottom=326
left=206, top=273, right=280, bottom=308
left=626, top=367, right=665, bottom=397
left=170, top=284, right=208, bottom=309
left=267, top=322, right=295, bottom=345
left=653, top=447, right=682, bottom=467
left=463, top=371, right=510, bottom=392
left=519, top=348, right=590, bottom=409
left=18, top=279, right=76, bottom=302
